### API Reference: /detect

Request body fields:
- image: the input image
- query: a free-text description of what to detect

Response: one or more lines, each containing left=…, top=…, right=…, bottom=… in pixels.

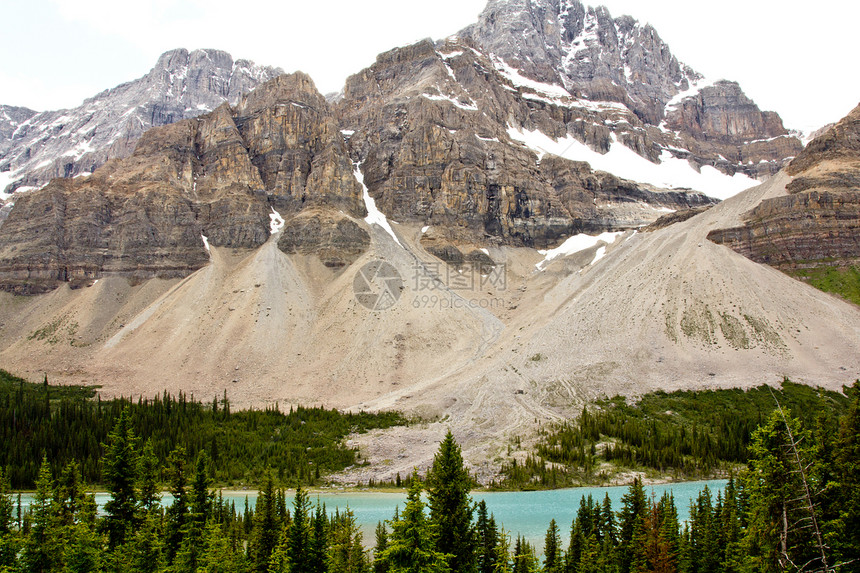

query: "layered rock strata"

left=0, top=73, right=365, bottom=293
left=708, top=104, right=860, bottom=268
left=338, top=38, right=714, bottom=249
left=0, top=49, right=282, bottom=194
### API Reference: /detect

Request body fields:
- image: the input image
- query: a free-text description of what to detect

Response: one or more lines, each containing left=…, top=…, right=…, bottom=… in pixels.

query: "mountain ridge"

left=0, top=48, right=283, bottom=196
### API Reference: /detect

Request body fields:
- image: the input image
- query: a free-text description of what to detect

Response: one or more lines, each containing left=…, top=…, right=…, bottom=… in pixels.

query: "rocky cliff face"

left=708, top=104, right=860, bottom=268
left=338, top=37, right=714, bottom=250
left=0, top=73, right=366, bottom=293
left=0, top=0, right=808, bottom=291
left=459, top=0, right=802, bottom=181
left=0, top=49, right=282, bottom=195
left=0, top=105, right=36, bottom=143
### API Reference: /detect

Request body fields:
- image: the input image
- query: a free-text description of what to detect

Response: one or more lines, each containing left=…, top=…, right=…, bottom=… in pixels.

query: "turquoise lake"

left=16, top=479, right=726, bottom=549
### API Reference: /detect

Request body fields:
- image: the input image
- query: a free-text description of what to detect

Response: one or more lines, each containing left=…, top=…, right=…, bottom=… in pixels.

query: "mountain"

left=337, top=38, right=714, bottom=256
left=0, top=105, right=37, bottom=142
left=0, top=48, right=282, bottom=196
left=0, top=0, right=854, bottom=478
left=459, top=0, right=802, bottom=183
left=708, top=103, right=860, bottom=269
left=0, top=73, right=364, bottom=294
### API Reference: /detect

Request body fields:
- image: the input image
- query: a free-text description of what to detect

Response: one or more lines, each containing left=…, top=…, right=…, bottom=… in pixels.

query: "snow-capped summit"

left=0, top=48, right=283, bottom=195
left=459, top=0, right=802, bottom=182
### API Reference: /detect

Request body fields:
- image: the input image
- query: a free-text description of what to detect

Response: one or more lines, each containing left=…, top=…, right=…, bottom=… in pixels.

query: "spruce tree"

left=543, top=519, right=562, bottom=573
left=103, top=408, right=139, bottom=548
left=309, top=500, right=329, bottom=573
left=137, top=439, right=161, bottom=516
left=190, top=450, right=213, bottom=523
left=329, top=507, right=369, bottom=573
left=0, top=467, right=17, bottom=570
left=475, top=501, right=499, bottom=573
left=270, top=485, right=313, bottom=573
left=618, top=477, right=647, bottom=573
left=21, top=457, right=55, bottom=573
left=493, top=526, right=512, bottom=573
left=426, top=431, right=475, bottom=573
left=374, top=522, right=390, bottom=573
left=197, top=520, right=243, bottom=573
left=511, top=537, right=537, bottom=573
left=128, top=511, right=166, bottom=573
left=250, top=474, right=280, bottom=573
left=164, top=446, right=189, bottom=564
left=835, top=380, right=860, bottom=563
left=741, top=409, right=828, bottom=572
left=380, top=471, right=450, bottom=573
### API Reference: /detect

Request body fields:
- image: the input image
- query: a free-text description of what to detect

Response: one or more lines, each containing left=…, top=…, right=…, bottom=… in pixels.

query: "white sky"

left=0, top=0, right=857, bottom=134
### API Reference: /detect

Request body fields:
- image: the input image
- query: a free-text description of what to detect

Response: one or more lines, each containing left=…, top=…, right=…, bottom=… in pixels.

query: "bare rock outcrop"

left=459, top=0, right=802, bottom=180
left=0, top=49, right=283, bottom=194
left=708, top=104, right=860, bottom=269
left=338, top=37, right=713, bottom=249
left=0, top=73, right=368, bottom=293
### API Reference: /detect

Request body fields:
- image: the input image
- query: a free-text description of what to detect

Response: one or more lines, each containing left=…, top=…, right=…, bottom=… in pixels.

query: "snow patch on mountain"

left=269, top=208, right=285, bottom=235
left=491, top=55, right=570, bottom=98
left=536, top=230, right=623, bottom=270
left=507, top=127, right=758, bottom=200
left=354, top=163, right=402, bottom=247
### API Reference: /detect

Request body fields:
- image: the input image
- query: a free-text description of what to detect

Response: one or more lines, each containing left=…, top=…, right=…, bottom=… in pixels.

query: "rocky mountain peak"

left=461, top=0, right=699, bottom=124
left=0, top=48, right=283, bottom=196
left=457, top=0, right=801, bottom=183
left=237, top=71, right=325, bottom=116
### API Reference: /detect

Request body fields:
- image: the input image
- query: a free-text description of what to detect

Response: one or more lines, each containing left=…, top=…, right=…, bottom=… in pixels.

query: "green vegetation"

left=496, top=380, right=850, bottom=489
left=0, top=369, right=405, bottom=489
left=788, top=265, right=860, bottom=306
left=2, top=397, right=859, bottom=572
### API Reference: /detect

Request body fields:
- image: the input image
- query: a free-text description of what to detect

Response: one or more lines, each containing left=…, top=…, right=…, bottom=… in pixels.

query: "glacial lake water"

left=15, top=479, right=726, bottom=549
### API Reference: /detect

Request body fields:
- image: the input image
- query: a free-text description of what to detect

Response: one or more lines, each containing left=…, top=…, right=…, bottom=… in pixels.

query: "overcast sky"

left=1, top=0, right=857, bottom=134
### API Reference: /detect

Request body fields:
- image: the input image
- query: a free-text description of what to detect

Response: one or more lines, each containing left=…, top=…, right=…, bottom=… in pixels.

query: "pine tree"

left=426, top=431, right=475, bottom=573
left=374, top=522, right=390, bottom=573
left=543, top=519, right=563, bottom=573
left=250, top=474, right=279, bottom=573
left=270, top=485, right=313, bottom=573
left=380, top=472, right=450, bottom=573
left=103, top=408, right=139, bottom=548
left=475, top=501, right=499, bottom=573
left=329, top=507, right=369, bottom=573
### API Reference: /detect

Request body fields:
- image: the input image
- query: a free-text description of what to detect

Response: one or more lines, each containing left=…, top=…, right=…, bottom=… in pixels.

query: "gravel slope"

left=1, top=171, right=859, bottom=481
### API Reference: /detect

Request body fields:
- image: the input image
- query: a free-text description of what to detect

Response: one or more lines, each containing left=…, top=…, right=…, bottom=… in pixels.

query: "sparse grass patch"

left=788, top=265, right=860, bottom=306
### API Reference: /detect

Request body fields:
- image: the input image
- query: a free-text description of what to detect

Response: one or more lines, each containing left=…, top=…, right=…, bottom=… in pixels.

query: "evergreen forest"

left=496, top=380, right=850, bottom=488
left=0, top=369, right=859, bottom=572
